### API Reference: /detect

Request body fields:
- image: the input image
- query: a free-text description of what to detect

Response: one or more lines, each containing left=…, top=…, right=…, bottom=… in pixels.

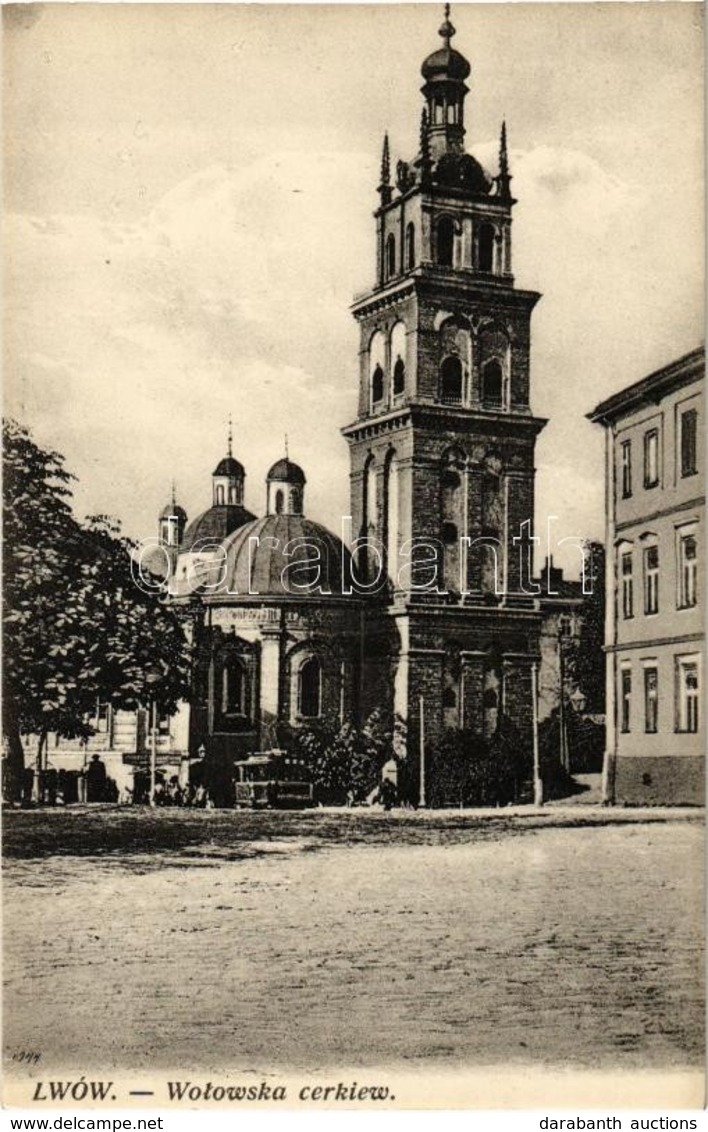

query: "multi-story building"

left=589, top=347, right=704, bottom=805
left=342, top=5, right=547, bottom=769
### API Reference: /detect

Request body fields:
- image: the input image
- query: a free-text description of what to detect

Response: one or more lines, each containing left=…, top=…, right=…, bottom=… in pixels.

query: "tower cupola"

left=421, top=4, right=471, bottom=160
left=212, top=417, right=245, bottom=507
left=266, top=446, right=306, bottom=516
left=159, top=483, right=187, bottom=548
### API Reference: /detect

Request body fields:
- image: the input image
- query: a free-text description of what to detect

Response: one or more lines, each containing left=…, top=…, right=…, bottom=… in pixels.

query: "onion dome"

left=215, top=514, right=354, bottom=599
left=421, top=5, right=470, bottom=83
left=266, top=458, right=306, bottom=486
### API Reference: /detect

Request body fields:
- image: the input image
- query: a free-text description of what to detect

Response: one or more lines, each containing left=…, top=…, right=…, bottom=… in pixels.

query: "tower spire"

left=171, top=478, right=177, bottom=509
left=227, top=414, right=233, bottom=458
left=439, top=3, right=456, bottom=45
left=284, top=433, right=289, bottom=460
left=378, top=133, right=392, bottom=206
left=419, top=108, right=432, bottom=185
left=497, top=120, right=512, bottom=200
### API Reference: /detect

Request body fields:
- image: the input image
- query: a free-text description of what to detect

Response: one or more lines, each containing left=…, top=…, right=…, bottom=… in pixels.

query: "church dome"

left=434, top=151, right=491, bottom=193
left=421, top=7, right=470, bottom=82
left=217, top=514, right=352, bottom=599
left=181, top=503, right=256, bottom=552
left=159, top=501, right=187, bottom=521
left=213, top=455, right=245, bottom=478
left=266, top=458, right=306, bottom=485
left=421, top=45, right=470, bottom=82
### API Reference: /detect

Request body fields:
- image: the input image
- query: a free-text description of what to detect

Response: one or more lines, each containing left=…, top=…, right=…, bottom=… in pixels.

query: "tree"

left=570, top=540, right=606, bottom=714
left=3, top=421, right=191, bottom=802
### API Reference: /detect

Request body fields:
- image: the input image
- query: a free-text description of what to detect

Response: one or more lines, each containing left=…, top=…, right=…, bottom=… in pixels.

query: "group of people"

left=151, top=776, right=211, bottom=808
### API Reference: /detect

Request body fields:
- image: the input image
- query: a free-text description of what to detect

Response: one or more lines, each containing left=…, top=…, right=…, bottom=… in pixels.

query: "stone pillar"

left=460, top=651, right=486, bottom=734
left=502, top=655, right=534, bottom=742
left=464, top=464, right=484, bottom=595
left=259, top=629, right=281, bottom=744
left=504, top=470, right=534, bottom=595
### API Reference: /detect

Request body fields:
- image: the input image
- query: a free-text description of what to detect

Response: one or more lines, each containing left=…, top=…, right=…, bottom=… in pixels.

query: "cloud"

left=5, top=142, right=702, bottom=573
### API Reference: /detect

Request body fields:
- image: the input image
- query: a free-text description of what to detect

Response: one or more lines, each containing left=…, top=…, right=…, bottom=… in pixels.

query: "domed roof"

left=213, top=455, right=245, bottom=478
left=422, top=8, right=470, bottom=82
left=159, top=501, right=188, bottom=521
left=216, top=514, right=352, bottom=599
left=435, top=152, right=491, bottom=194
left=181, top=503, right=256, bottom=552
left=266, top=458, right=306, bottom=485
left=421, top=45, right=470, bottom=82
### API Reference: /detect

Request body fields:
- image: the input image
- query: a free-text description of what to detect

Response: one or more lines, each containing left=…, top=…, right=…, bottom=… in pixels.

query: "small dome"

left=213, top=455, right=245, bottom=478
left=435, top=152, right=491, bottom=194
left=160, top=501, right=187, bottom=521
left=181, top=503, right=256, bottom=552
left=217, top=514, right=352, bottom=598
left=266, top=458, right=306, bottom=485
left=421, top=45, right=470, bottom=82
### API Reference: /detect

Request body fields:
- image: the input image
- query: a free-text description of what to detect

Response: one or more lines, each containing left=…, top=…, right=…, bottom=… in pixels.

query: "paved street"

left=3, top=810, right=704, bottom=1076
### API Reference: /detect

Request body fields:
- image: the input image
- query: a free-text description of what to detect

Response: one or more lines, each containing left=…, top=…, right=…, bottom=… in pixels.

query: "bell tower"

left=342, top=6, right=547, bottom=757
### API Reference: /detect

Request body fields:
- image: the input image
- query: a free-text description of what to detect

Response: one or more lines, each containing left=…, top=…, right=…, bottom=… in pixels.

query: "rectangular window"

left=678, top=533, right=698, bottom=609
left=621, top=552, right=633, bottom=619
left=644, top=428, right=659, bottom=488
left=620, top=668, right=632, bottom=733
left=644, top=667, right=658, bottom=734
left=680, top=409, right=698, bottom=477
left=621, top=440, right=632, bottom=498
left=644, top=545, right=659, bottom=615
left=676, top=657, right=700, bottom=734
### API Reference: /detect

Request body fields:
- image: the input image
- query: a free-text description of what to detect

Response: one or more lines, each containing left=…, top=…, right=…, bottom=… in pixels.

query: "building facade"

left=589, top=347, right=704, bottom=805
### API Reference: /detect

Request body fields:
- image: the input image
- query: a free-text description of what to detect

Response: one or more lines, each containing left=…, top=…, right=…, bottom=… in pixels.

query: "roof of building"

left=213, top=455, right=245, bottom=478
left=159, top=501, right=187, bottom=521
left=421, top=8, right=470, bottom=82
left=587, top=346, right=704, bottom=426
left=213, top=513, right=352, bottom=599
left=181, top=504, right=256, bottom=552
left=266, top=458, right=306, bottom=485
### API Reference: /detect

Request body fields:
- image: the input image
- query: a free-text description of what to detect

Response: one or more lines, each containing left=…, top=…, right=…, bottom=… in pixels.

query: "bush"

left=427, top=720, right=530, bottom=808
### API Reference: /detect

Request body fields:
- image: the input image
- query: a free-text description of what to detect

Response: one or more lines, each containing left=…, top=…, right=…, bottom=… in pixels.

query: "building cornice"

left=587, top=346, right=705, bottom=426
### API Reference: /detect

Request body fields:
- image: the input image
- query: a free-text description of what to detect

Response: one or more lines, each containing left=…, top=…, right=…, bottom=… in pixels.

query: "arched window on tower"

left=440, top=356, right=463, bottom=403
left=390, top=320, right=406, bottom=398
left=482, top=360, right=503, bottom=408
left=386, top=233, right=396, bottom=279
left=215, top=484, right=225, bottom=505
left=372, top=365, right=384, bottom=405
left=221, top=656, right=247, bottom=717
left=393, top=358, right=405, bottom=396
left=298, top=657, right=322, bottom=719
left=479, top=223, right=495, bottom=273
left=274, top=489, right=284, bottom=515
left=405, top=223, right=416, bottom=270
left=437, top=216, right=455, bottom=267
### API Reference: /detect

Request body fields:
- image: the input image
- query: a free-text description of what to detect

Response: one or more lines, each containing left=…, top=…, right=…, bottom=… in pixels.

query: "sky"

left=3, top=2, right=704, bottom=572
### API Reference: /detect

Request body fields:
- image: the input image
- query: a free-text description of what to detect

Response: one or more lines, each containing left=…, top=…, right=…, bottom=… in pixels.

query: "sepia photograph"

left=2, top=0, right=704, bottom=1112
